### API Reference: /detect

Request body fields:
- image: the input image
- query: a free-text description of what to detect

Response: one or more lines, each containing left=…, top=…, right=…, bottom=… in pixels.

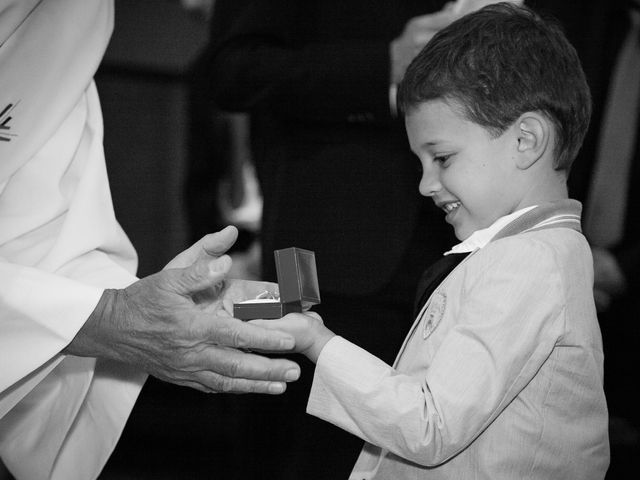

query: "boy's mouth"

left=440, top=201, right=461, bottom=215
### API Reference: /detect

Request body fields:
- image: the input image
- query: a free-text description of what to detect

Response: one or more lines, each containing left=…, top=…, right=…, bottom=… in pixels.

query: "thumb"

left=174, top=254, right=232, bottom=296
left=201, top=225, right=239, bottom=256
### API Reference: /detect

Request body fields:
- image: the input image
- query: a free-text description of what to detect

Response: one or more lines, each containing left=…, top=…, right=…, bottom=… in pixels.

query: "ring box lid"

left=275, top=247, right=320, bottom=308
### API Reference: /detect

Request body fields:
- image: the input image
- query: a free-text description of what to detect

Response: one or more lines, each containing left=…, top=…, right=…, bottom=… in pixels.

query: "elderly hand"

left=65, top=227, right=299, bottom=394
left=164, top=225, right=279, bottom=313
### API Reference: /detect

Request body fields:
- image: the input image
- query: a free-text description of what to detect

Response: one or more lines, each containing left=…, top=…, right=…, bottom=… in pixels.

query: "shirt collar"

left=444, top=206, right=538, bottom=255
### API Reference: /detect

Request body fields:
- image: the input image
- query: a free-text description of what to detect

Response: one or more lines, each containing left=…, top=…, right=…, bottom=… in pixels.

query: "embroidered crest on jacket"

left=423, top=291, right=446, bottom=339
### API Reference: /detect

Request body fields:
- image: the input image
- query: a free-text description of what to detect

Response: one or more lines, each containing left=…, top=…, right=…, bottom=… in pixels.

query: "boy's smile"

left=405, top=99, right=523, bottom=241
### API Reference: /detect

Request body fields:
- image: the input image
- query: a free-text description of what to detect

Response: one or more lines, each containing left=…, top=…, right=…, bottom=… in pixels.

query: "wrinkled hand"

left=390, top=0, right=524, bottom=84
left=251, top=312, right=336, bottom=363
left=592, top=246, right=626, bottom=313
left=66, top=228, right=299, bottom=394
left=164, top=225, right=238, bottom=270
left=163, top=225, right=279, bottom=316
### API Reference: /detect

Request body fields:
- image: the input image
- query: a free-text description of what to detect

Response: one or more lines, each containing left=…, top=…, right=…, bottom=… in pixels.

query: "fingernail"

left=269, top=382, right=286, bottom=394
left=285, top=369, right=300, bottom=382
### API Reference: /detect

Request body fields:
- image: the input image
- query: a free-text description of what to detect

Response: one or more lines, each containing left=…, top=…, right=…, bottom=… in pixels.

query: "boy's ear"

left=514, top=112, right=550, bottom=170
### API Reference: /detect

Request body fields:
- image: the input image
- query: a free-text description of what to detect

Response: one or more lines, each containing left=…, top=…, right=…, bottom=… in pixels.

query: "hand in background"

left=451, top=0, right=523, bottom=17
left=65, top=226, right=299, bottom=395
left=390, top=0, right=524, bottom=84
left=251, top=312, right=336, bottom=364
left=390, top=6, right=456, bottom=85
left=592, top=246, right=626, bottom=313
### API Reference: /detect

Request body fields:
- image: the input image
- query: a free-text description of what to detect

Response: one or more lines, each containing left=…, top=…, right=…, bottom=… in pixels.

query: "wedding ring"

left=256, top=290, right=277, bottom=300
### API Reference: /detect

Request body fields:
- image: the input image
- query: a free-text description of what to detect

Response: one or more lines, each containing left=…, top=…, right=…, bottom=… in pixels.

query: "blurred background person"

left=185, top=0, right=263, bottom=279
left=555, top=0, right=640, bottom=476
left=527, top=1, right=640, bottom=477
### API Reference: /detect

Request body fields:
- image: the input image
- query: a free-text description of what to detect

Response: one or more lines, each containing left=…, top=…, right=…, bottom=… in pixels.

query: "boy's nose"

left=419, top=164, right=442, bottom=197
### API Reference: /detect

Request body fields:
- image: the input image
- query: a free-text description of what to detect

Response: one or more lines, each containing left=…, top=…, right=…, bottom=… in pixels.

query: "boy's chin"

left=453, top=225, right=473, bottom=242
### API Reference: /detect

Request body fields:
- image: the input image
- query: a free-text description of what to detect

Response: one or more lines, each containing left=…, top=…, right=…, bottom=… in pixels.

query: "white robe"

left=1, top=1, right=146, bottom=478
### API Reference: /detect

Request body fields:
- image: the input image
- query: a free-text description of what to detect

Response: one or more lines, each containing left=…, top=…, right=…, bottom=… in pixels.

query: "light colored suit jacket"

left=308, top=200, right=609, bottom=479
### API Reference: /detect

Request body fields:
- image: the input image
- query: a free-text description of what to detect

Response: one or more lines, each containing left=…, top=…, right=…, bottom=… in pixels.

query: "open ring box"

left=233, top=247, right=321, bottom=320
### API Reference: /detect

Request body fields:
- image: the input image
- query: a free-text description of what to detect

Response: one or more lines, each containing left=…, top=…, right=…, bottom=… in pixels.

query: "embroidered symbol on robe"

left=0, top=102, right=19, bottom=142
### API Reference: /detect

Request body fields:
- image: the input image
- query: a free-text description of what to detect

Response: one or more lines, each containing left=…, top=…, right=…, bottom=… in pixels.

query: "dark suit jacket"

left=205, top=0, right=453, bottom=296
left=540, top=1, right=640, bottom=428
left=545, top=0, right=640, bottom=292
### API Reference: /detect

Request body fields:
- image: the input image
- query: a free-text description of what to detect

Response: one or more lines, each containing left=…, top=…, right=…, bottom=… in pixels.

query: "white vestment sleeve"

left=1, top=1, right=146, bottom=478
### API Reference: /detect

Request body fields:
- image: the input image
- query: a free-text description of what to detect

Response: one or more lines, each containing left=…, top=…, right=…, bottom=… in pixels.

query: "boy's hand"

left=250, top=312, right=336, bottom=363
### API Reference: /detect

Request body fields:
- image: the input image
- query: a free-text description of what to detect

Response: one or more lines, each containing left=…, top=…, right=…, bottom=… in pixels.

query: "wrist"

left=305, top=328, right=336, bottom=364
left=63, top=288, right=121, bottom=359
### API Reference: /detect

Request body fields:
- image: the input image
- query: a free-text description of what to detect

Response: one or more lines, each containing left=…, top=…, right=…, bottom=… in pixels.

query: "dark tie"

left=413, top=252, right=470, bottom=318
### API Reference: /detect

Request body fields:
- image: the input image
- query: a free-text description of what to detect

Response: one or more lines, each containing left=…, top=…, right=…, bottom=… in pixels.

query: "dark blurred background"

left=95, top=1, right=248, bottom=478
left=2, top=1, right=635, bottom=479
left=97, top=0, right=203, bottom=277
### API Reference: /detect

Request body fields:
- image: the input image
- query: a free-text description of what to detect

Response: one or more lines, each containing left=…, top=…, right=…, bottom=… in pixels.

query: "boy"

left=253, top=3, right=609, bottom=479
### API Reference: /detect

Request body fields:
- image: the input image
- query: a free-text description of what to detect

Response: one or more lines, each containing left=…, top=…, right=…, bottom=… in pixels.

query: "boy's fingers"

left=248, top=319, right=274, bottom=328
left=303, top=311, right=322, bottom=321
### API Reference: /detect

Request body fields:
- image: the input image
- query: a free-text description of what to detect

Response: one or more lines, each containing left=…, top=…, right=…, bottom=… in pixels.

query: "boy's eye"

left=434, top=154, right=452, bottom=166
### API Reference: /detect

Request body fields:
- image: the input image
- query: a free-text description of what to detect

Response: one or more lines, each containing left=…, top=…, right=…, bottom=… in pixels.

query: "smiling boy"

left=254, top=3, right=609, bottom=479
left=405, top=99, right=569, bottom=241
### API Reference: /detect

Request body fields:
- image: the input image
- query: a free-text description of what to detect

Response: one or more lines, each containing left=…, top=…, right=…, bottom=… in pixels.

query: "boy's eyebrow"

left=420, top=140, right=446, bottom=148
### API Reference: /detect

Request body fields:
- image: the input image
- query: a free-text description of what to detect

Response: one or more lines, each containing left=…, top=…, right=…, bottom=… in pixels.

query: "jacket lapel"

left=393, top=199, right=583, bottom=366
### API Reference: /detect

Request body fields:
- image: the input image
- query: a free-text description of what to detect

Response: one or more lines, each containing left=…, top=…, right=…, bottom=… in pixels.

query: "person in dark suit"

left=561, top=0, right=640, bottom=474
left=200, top=2, right=524, bottom=478
left=529, top=1, right=640, bottom=476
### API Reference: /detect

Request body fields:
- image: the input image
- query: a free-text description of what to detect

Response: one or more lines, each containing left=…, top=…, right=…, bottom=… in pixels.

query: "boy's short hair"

left=397, top=2, right=591, bottom=171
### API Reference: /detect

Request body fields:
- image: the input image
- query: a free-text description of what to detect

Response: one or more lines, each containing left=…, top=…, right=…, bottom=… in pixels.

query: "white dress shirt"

left=1, top=1, right=146, bottom=478
left=444, top=205, right=536, bottom=255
